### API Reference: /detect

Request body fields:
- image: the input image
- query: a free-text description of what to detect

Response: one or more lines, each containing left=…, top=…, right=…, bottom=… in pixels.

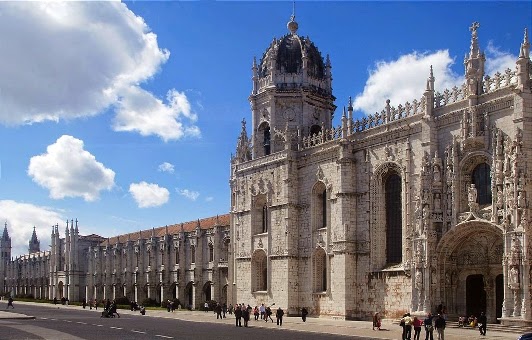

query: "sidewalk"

left=0, top=301, right=523, bottom=339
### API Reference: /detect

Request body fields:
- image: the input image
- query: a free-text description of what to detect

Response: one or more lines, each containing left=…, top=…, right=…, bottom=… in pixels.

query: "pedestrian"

left=434, top=313, right=446, bottom=340
left=6, top=297, right=14, bottom=309
left=204, top=301, right=209, bottom=312
left=373, top=312, right=381, bottom=330
left=94, top=299, right=98, bottom=310
left=53, top=297, right=58, bottom=305
left=265, top=306, right=274, bottom=322
left=215, top=303, right=223, bottom=319
left=413, top=316, right=422, bottom=340
left=82, top=298, right=87, bottom=309
left=242, top=305, right=250, bottom=327
left=276, top=306, right=284, bottom=326
left=228, top=303, right=233, bottom=315
left=301, top=307, right=308, bottom=322
left=401, top=313, right=412, bottom=340
left=424, top=313, right=434, bottom=340
left=105, top=299, right=111, bottom=310
left=260, top=303, right=265, bottom=319
left=478, top=312, right=487, bottom=336
left=253, top=306, right=259, bottom=320
left=222, top=303, right=227, bottom=318
left=234, top=305, right=242, bottom=327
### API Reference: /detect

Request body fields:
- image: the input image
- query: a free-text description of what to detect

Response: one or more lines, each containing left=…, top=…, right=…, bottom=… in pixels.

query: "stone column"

left=160, top=285, right=164, bottom=304
left=210, top=282, right=215, bottom=302
left=192, top=282, right=196, bottom=310
left=134, top=285, right=138, bottom=303
left=113, top=285, right=116, bottom=300
left=175, top=284, right=179, bottom=302
left=103, top=285, right=107, bottom=300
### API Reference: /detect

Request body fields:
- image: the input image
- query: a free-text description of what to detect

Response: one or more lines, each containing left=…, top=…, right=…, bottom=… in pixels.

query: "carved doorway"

left=466, top=274, right=486, bottom=317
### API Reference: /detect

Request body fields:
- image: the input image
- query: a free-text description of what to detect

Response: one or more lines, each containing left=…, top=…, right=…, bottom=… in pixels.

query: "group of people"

left=225, top=303, right=284, bottom=327
left=458, top=312, right=487, bottom=335
left=400, top=312, right=446, bottom=340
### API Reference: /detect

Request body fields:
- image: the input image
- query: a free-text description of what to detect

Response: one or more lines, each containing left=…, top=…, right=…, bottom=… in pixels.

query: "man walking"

left=424, top=313, right=434, bottom=340
left=276, top=306, right=284, bottom=326
left=6, top=297, right=14, bottom=309
left=234, top=305, right=242, bottom=327
left=434, top=313, right=446, bottom=340
left=478, top=312, right=487, bottom=336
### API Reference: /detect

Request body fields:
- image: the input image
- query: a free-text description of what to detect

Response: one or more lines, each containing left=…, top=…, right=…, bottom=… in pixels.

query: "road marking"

left=110, top=326, right=122, bottom=330
left=154, top=335, right=173, bottom=339
left=77, top=322, right=87, bottom=325
left=131, top=330, right=146, bottom=334
left=92, top=324, right=103, bottom=327
left=41, top=317, right=48, bottom=320
left=65, top=320, right=72, bottom=323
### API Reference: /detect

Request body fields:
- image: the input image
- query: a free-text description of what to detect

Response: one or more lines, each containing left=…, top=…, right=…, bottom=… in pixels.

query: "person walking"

left=265, top=306, right=274, bottom=322
left=424, top=313, right=434, bottom=340
left=234, top=305, right=242, bottom=327
left=204, top=301, right=209, bottom=312
left=301, top=307, right=308, bottom=322
left=413, top=316, right=422, bottom=340
left=373, top=312, right=381, bottom=330
left=242, top=305, right=250, bottom=327
left=401, top=313, right=413, bottom=340
left=434, top=313, right=446, bottom=340
left=260, top=303, right=265, bottom=320
left=215, top=303, right=223, bottom=319
left=478, top=312, right=487, bottom=336
left=276, top=306, right=284, bottom=326
left=228, top=304, right=233, bottom=315
left=6, top=297, right=14, bottom=309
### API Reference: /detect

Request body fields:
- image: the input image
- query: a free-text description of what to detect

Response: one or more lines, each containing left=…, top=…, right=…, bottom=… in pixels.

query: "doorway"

left=495, top=274, right=503, bottom=322
left=466, top=274, right=486, bottom=317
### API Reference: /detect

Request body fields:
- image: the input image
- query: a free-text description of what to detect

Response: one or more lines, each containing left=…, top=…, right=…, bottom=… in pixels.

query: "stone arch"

left=370, top=161, right=406, bottom=270
left=436, top=220, right=503, bottom=320
left=251, top=249, right=268, bottom=292
left=458, top=152, right=492, bottom=212
left=203, top=281, right=212, bottom=302
left=257, top=121, right=271, bottom=156
left=252, top=194, right=269, bottom=235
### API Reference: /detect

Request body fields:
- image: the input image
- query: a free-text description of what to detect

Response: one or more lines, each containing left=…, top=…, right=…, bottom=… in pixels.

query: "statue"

left=518, top=191, right=526, bottom=209
left=509, top=266, right=520, bottom=289
left=496, top=187, right=504, bottom=209
left=468, top=184, right=477, bottom=204
left=433, top=165, right=441, bottom=183
left=415, top=269, right=423, bottom=289
left=434, top=193, right=441, bottom=211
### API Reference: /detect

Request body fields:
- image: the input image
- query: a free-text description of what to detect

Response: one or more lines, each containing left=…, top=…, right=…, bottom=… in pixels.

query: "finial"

left=519, top=28, right=530, bottom=59
left=287, top=1, right=298, bottom=34
left=430, top=65, right=434, bottom=78
left=468, top=21, right=480, bottom=58
left=348, top=96, right=353, bottom=110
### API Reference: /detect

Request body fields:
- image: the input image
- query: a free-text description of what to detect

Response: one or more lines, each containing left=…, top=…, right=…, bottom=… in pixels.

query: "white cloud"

left=0, top=2, right=200, bottom=141
left=158, top=162, right=175, bottom=174
left=28, top=135, right=115, bottom=201
left=113, top=87, right=200, bottom=142
left=0, top=200, right=64, bottom=257
left=205, top=196, right=214, bottom=202
left=129, top=181, right=169, bottom=208
left=177, top=189, right=200, bottom=201
left=353, top=47, right=518, bottom=115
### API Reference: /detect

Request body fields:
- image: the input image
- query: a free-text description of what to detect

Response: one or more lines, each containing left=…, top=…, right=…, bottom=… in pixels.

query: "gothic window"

left=252, top=195, right=269, bottom=235
left=208, top=243, right=214, bottom=262
left=385, top=173, right=402, bottom=264
left=263, top=127, right=271, bottom=155
left=190, top=245, right=195, bottom=264
left=312, top=182, right=329, bottom=231
left=472, top=163, right=492, bottom=205
left=175, top=249, right=179, bottom=264
left=313, top=247, right=327, bottom=292
left=252, top=250, right=267, bottom=292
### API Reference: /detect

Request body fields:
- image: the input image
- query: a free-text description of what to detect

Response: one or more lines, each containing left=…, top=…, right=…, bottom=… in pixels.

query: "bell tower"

left=0, top=222, right=12, bottom=294
left=249, top=13, right=336, bottom=158
left=29, top=226, right=40, bottom=254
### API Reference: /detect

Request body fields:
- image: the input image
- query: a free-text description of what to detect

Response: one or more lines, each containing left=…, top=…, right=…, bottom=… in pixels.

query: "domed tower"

left=250, top=13, right=336, bottom=158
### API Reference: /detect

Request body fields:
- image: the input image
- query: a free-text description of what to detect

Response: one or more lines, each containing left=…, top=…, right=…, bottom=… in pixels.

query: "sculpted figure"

left=518, top=191, right=526, bottom=208
left=468, top=184, right=477, bottom=204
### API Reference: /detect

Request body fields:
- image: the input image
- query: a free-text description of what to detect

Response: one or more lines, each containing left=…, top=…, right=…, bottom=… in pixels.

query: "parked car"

left=518, top=333, right=532, bottom=340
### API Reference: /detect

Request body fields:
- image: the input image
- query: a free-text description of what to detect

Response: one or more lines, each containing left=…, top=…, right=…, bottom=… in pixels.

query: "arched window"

left=252, top=250, right=267, bottom=292
left=385, top=173, right=402, bottom=264
left=175, top=248, right=179, bottom=264
left=252, top=194, right=268, bottom=235
left=208, top=243, right=214, bottom=262
left=263, top=127, right=271, bottom=155
left=313, top=248, right=327, bottom=292
left=190, top=245, right=195, bottom=264
left=312, top=182, right=329, bottom=231
left=472, top=163, right=492, bottom=205
left=262, top=205, right=268, bottom=233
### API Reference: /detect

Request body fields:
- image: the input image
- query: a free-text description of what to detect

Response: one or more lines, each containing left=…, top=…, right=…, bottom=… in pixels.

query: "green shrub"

left=114, top=296, right=130, bottom=306
left=141, top=298, right=158, bottom=307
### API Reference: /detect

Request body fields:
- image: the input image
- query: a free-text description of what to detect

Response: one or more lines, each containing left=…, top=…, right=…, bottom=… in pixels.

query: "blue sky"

left=0, top=1, right=530, bottom=256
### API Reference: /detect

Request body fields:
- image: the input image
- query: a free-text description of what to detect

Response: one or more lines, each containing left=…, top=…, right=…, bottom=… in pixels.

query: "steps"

left=450, top=322, right=532, bottom=335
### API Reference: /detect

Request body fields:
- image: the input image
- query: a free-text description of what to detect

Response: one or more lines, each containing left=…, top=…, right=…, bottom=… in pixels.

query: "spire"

left=75, top=218, right=79, bottom=233
left=468, top=22, right=480, bottom=59
left=29, top=226, right=40, bottom=254
left=426, top=65, right=435, bottom=91
left=519, top=28, right=530, bottom=59
left=234, top=118, right=251, bottom=163
left=2, top=222, right=10, bottom=241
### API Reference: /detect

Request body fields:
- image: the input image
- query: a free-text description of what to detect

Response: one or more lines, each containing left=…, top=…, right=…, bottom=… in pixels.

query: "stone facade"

left=229, top=18, right=532, bottom=326
left=1, top=215, right=230, bottom=308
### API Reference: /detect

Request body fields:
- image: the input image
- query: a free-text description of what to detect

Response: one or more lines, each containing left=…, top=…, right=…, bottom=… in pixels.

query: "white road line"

left=131, top=330, right=146, bottom=334
left=92, top=324, right=103, bottom=327
left=77, top=322, right=87, bottom=325
left=41, top=317, right=48, bottom=320
left=65, top=320, right=72, bottom=323
left=110, top=326, right=123, bottom=330
left=154, top=335, right=173, bottom=339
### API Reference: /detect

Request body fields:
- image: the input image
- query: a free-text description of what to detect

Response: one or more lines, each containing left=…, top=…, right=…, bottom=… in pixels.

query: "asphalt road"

left=0, top=304, right=375, bottom=340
